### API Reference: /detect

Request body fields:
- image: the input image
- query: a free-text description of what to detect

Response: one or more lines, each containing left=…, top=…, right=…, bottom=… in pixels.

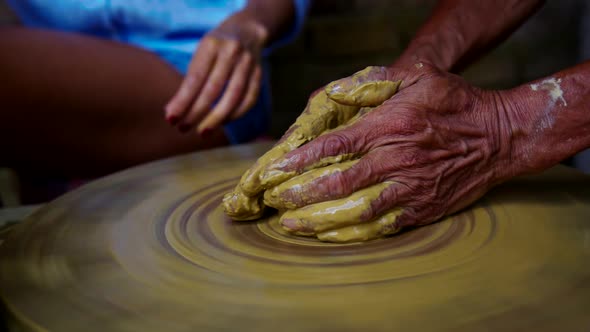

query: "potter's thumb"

left=325, top=66, right=401, bottom=107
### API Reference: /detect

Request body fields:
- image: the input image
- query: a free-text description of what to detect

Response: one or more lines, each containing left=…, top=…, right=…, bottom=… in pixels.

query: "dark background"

left=1, top=0, right=584, bottom=137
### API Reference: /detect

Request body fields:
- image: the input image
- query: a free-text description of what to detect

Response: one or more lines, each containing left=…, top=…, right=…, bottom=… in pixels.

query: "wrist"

left=393, top=37, right=455, bottom=72
left=503, top=76, right=590, bottom=175
left=217, top=9, right=269, bottom=48
left=489, top=86, right=558, bottom=181
left=238, top=8, right=270, bottom=46
left=241, top=0, right=296, bottom=46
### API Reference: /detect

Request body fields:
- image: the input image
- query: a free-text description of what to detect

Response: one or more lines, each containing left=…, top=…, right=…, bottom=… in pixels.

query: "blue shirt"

left=7, top=0, right=310, bottom=143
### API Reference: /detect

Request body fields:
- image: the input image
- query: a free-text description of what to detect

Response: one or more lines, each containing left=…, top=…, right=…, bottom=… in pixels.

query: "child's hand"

left=165, top=11, right=267, bottom=136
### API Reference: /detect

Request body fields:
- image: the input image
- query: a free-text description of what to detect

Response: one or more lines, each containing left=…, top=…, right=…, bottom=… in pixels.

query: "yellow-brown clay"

left=317, top=208, right=403, bottom=242
left=224, top=92, right=361, bottom=220
left=2, top=144, right=590, bottom=331
left=279, top=182, right=394, bottom=234
left=263, top=160, right=359, bottom=210
left=326, top=66, right=401, bottom=106
left=240, top=91, right=360, bottom=195
left=222, top=186, right=265, bottom=221
left=224, top=67, right=401, bottom=231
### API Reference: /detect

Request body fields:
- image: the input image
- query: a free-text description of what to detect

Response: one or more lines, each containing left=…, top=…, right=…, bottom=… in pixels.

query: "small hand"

left=165, top=11, right=266, bottom=136
left=222, top=66, right=402, bottom=220
left=262, top=63, right=521, bottom=242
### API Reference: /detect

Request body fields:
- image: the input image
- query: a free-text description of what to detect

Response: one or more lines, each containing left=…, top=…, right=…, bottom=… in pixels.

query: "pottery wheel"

left=1, top=142, right=590, bottom=331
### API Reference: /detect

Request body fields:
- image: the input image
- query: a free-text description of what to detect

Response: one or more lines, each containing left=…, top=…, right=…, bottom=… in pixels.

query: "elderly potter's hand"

left=222, top=67, right=402, bottom=220
left=261, top=63, right=523, bottom=242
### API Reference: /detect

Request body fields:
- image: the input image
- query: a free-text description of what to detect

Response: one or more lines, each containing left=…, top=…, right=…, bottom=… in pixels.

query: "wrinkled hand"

left=260, top=63, right=518, bottom=242
left=165, top=11, right=266, bottom=135
left=222, top=67, right=402, bottom=220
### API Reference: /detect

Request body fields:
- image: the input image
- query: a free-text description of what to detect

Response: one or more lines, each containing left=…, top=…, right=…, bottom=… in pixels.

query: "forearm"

left=241, top=0, right=296, bottom=45
left=501, top=61, right=590, bottom=176
left=395, top=0, right=545, bottom=71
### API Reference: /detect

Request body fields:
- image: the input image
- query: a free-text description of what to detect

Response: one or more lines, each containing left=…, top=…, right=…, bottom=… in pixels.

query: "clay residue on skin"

left=222, top=186, right=265, bottom=221
left=279, top=182, right=394, bottom=235
left=303, top=153, right=356, bottom=173
left=264, top=160, right=359, bottom=210
left=224, top=92, right=360, bottom=220
left=223, top=67, right=403, bottom=234
left=317, top=208, right=403, bottom=243
left=530, top=78, right=567, bottom=107
left=530, top=77, right=568, bottom=130
left=259, top=105, right=377, bottom=188
left=223, top=91, right=359, bottom=220
left=239, top=92, right=359, bottom=197
left=326, top=66, right=401, bottom=107
left=261, top=153, right=356, bottom=189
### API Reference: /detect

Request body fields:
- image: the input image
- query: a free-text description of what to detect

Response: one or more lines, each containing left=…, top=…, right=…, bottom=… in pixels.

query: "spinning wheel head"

left=1, top=143, right=590, bottom=331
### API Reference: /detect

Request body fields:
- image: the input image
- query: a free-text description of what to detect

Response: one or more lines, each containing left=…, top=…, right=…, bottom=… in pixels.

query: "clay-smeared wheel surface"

left=1, top=143, right=590, bottom=331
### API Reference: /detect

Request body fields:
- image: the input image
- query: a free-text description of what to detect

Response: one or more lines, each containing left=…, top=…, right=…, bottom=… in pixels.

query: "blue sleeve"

left=262, top=0, right=311, bottom=55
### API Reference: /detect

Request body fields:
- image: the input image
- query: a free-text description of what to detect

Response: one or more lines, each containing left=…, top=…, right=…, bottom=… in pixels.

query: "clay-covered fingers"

left=239, top=66, right=407, bottom=194
left=264, top=152, right=413, bottom=242
left=326, top=66, right=401, bottom=107
left=278, top=182, right=409, bottom=241
left=264, top=158, right=379, bottom=210
left=259, top=113, right=375, bottom=190
left=222, top=187, right=265, bottom=220
left=237, top=91, right=360, bottom=197
left=223, top=91, right=361, bottom=220
left=325, top=62, right=442, bottom=107
left=317, top=209, right=403, bottom=243
left=223, top=66, right=406, bottom=221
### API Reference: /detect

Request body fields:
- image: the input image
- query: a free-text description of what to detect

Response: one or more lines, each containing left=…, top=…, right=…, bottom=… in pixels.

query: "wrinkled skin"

left=165, top=10, right=265, bottom=136
left=259, top=63, right=521, bottom=242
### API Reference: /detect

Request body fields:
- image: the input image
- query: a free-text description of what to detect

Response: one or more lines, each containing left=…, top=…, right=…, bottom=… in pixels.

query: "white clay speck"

left=529, top=77, right=568, bottom=130
left=530, top=78, right=568, bottom=107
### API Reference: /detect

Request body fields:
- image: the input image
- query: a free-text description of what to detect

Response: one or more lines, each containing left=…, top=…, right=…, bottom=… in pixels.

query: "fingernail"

left=178, top=124, right=191, bottom=133
left=259, top=168, right=295, bottom=188
left=280, top=218, right=300, bottom=231
left=200, top=127, right=213, bottom=138
left=262, top=188, right=280, bottom=208
left=167, top=114, right=179, bottom=125
left=326, top=81, right=341, bottom=93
